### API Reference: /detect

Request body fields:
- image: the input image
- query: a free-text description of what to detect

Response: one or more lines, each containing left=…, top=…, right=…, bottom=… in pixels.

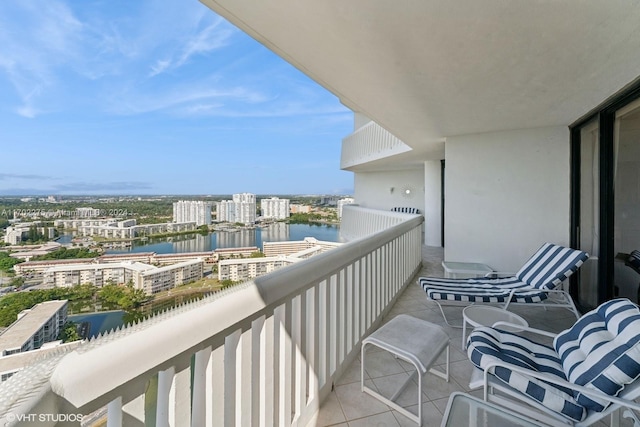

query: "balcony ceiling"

left=200, top=0, right=640, bottom=155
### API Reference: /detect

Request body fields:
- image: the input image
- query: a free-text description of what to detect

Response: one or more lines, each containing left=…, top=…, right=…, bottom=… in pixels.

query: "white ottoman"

left=361, top=314, right=450, bottom=425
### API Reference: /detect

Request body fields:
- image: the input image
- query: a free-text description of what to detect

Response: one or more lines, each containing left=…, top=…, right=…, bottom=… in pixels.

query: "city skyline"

left=0, top=0, right=354, bottom=196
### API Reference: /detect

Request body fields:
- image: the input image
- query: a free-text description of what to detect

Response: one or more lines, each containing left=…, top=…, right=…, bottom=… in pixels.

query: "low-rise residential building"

left=43, top=262, right=155, bottom=288
left=0, top=300, right=68, bottom=358
left=41, top=260, right=204, bottom=295
left=214, top=247, right=260, bottom=260
left=290, top=204, right=312, bottom=214
left=14, top=258, right=96, bottom=276
left=220, top=238, right=343, bottom=282
left=135, top=259, right=203, bottom=295
left=218, top=256, right=296, bottom=282
left=263, top=237, right=342, bottom=257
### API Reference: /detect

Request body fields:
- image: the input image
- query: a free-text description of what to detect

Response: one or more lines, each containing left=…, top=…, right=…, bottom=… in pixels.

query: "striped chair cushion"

left=391, top=207, right=421, bottom=214
left=468, top=327, right=586, bottom=421
left=418, top=276, right=548, bottom=304
left=554, top=298, right=640, bottom=412
left=628, top=250, right=640, bottom=274
left=515, top=243, right=589, bottom=290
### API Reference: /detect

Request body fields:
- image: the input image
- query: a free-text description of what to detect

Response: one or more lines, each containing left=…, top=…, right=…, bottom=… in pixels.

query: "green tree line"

left=0, top=283, right=148, bottom=327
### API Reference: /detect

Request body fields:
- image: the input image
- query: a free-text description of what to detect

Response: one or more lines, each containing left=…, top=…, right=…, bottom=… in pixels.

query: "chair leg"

left=433, top=300, right=463, bottom=328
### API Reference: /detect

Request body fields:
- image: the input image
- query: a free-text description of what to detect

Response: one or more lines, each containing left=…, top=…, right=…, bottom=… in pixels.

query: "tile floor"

left=315, top=246, right=628, bottom=427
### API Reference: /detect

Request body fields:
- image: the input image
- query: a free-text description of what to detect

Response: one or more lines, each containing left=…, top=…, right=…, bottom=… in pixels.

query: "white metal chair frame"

left=477, top=321, right=640, bottom=427
left=427, top=274, right=581, bottom=328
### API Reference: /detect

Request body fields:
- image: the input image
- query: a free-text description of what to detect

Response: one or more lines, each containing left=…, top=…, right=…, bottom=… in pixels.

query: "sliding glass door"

left=613, top=101, right=640, bottom=302
left=571, top=85, right=640, bottom=310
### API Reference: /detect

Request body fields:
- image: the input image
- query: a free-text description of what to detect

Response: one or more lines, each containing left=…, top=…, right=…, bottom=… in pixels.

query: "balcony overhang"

left=200, top=0, right=640, bottom=154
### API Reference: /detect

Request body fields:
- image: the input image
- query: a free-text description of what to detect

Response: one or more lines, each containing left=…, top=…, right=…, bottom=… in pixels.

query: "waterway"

left=98, top=222, right=342, bottom=254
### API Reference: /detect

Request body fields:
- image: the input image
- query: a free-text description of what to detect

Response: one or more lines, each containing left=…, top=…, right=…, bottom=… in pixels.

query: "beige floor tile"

left=334, top=381, right=390, bottom=421
left=348, top=411, right=401, bottom=427
left=316, top=391, right=347, bottom=426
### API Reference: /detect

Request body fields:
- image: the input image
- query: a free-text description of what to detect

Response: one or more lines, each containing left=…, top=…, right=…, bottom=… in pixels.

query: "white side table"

left=441, top=392, right=541, bottom=427
left=441, top=261, right=493, bottom=279
left=462, top=305, right=528, bottom=349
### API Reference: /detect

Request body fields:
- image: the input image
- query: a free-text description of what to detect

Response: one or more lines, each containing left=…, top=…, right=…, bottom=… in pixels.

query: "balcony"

left=0, top=207, right=581, bottom=426
left=340, top=122, right=413, bottom=171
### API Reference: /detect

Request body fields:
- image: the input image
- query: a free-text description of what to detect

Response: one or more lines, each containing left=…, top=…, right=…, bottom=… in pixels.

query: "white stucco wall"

left=354, top=169, right=425, bottom=213
left=445, top=126, right=570, bottom=272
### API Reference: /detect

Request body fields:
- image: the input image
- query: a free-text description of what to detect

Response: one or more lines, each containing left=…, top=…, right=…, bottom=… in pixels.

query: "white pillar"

left=424, top=160, right=443, bottom=246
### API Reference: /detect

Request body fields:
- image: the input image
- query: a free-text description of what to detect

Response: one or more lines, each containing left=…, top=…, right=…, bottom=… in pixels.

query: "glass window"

left=578, top=120, right=600, bottom=309
left=613, top=101, right=640, bottom=302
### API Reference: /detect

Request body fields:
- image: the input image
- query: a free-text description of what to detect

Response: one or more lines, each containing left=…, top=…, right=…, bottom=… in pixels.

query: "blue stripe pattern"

left=554, top=299, right=640, bottom=412
left=515, top=243, right=589, bottom=290
left=391, top=207, right=421, bottom=214
left=467, top=327, right=586, bottom=421
left=419, top=243, right=588, bottom=303
left=628, top=250, right=640, bottom=273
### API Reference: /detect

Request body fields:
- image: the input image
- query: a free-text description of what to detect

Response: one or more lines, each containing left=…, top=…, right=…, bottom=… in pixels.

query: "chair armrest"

left=490, top=322, right=558, bottom=338
left=481, top=360, right=640, bottom=413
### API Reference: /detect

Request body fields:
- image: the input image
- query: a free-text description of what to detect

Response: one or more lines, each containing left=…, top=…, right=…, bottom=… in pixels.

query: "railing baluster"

left=173, top=365, right=192, bottom=426
left=156, top=367, right=175, bottom=427
left=260, top=314, right=275, bottom=427
left=225, top=330, right=241, bottom=426
left=106, top=397, right=122, bottom=427
left=192, top=347, right=211, bottom=427
left=209, top=345, right=224, bottom=427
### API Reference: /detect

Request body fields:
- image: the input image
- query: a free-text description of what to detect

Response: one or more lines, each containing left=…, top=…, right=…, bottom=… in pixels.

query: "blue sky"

left=0, top=0, right=354, bottom=196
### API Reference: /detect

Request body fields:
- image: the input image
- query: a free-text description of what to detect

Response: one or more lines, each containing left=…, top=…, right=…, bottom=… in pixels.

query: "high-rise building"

left=216, top=200, right=236, bottom=223
left=172, top=201, right=213, bottom=226
left=261, top=197, right=290, bottom=220
left=232, top=193, right=256, bottom=225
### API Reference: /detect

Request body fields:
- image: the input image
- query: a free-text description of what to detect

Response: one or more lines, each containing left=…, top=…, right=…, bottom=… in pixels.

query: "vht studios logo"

left=4, top=413, right=83, bottom=424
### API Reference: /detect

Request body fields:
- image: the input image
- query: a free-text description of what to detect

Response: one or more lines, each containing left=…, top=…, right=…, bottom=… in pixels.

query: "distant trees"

left=0, top=252, right=23, bottom=272
left=31, top=247, right=100, bottom=261
left=288, top=213, right=322, bottom=224
left=249, top=251, right=265, bottom=258
left=98, top=284, right=147, bottom=311
left=0, top=284, right=144, bottom=327
left=59, top=321, right=81, bottom=342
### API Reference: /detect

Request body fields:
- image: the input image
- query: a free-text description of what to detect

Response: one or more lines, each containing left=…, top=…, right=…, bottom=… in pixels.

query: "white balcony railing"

left=0, top=208, right=423, bottom=427
left=340, top=121, right=412, bottom=170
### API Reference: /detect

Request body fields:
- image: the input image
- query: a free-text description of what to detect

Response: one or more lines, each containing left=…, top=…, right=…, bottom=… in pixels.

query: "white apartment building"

left=260, top=197, right=290, bottom=220
left=42, top=259, right=204, bottom=295
left=337, top=198, right=355, bottom=219
left=0, top=300, right=68, bottom=357
left=216, top=200, right=236, bottom=223
left=135, top=259, right=203, bottom=295
left=43, top=262, right=156, bottom=288
left=233, top=193, right=256, bottom=225
left=218, top=256, right=295, bottom=282
left=220, top=238, right=343, bottom=281
left=263, top=237, right=341, bottom=257
left=172, top=200, right=213, bottom=226
left=3, top=222, right=55, bottom=245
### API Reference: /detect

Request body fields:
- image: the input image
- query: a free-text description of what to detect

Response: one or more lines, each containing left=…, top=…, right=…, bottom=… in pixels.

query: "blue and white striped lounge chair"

left=418, top=243, right=589, bottom=325
left=467, top=298, right=640, bottom=426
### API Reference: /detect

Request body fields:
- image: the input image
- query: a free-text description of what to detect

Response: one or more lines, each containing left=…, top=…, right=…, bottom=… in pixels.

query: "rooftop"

left=0, top=300, right=68, bottom=354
